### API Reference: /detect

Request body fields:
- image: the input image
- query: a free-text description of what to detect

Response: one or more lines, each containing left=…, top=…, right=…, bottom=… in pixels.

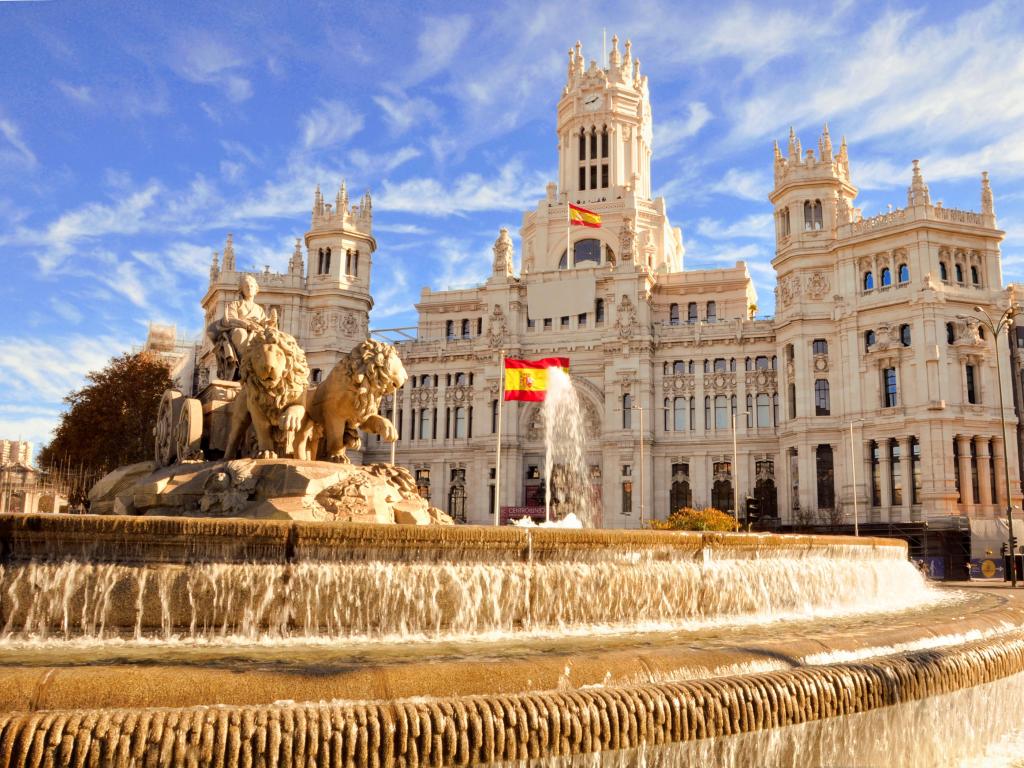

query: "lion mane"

left=239, top=325, right=310, bottom=439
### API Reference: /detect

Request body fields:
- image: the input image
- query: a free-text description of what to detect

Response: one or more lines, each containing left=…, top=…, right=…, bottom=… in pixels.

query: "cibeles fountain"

left=3, top=303, right=1024, bottom=765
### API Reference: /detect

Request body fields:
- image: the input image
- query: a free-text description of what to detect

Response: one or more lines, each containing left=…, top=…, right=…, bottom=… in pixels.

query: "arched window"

left=864, top=271, right=874, bottom=290
left=670, top=479, right=692, bottom=513
left=589, top=127, right=597, bottom=161
left=814, top=379, right=830, bottom=416
left=971, top=265, right=980, bottom=285
left=324, top=247, right=331, bottom=273
left=352, top=251, right=359, bottom=276
left=898, top=263, right=909, bottom=283
left=880, top=267, right=892, bottom=287
left=461, top=319, right=470, bottom=339
left=939, top=262, right=948, bottom=281
left=714, top=358, right=727, bottom=372
left=745, top=357, right=753, bottom=371
left=946, top=322, right=955, bottom=344
left=900, top=324, right=911, bottom=346
left=595, top=298, right=605, bottom=323
left=578, top=129, right=586, bottom=161
left=673, top=360, right=685, bottom=374
left=311, top=368, right=322, bottom=384
left=601, top=127, right=609, bottom=158
left=804, top=200, right=813, bottom=231
left=622, top=394, right=632, bottom=429
left=955, top=263, right=964, bottom=283
left=816, top=445, right=835, bottom=509
left=345, top=249, right=352, bottom=275
left=712, top=478, right=733, bottom=513
left=687, top=302, right=698, bottom=324
left=729, top=358, right=736, bottom=372
left=688, top=360, right=695, bottom=374
left=706, top=301, right=717, bottom=323
left=812, top=339, right=828, bottom=355
left=448, top=484, right=466, bottom=523
left=669, top=303, right=680, bottom=325
left=746, top=394, right=753, bottom=427
left=445, top=320, right=454, bottom=339
left=704, top=396, right=711, bottom=429
left=663, top=398, right=670, bottom=431
left=756, top=356, right=770, bottom=370
left=673, top=397, right=686, bottom=431
left=865, top=330, right=876, bottom=351
left=813, top=200, right=823, bottom=230
left=318, top=248, right=325, bottom=274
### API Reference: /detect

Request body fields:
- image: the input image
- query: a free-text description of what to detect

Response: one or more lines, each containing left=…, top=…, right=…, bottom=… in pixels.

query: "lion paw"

left=256, top=450, right=278, bottom=459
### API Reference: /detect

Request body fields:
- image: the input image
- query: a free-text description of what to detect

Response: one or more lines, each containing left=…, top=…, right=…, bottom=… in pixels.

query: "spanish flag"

left=569, top=203, right=601, bottom=228
left=504, top=357, right=570, bottom=401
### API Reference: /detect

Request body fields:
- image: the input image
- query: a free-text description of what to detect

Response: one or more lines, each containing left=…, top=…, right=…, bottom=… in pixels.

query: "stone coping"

left=1, top=630, right=1023, bottom=766
left=0, top=513, right=905, bottom=565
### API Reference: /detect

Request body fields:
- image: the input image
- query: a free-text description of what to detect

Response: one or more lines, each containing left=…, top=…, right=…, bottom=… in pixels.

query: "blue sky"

left=2, top=0, right=1023, bottom=455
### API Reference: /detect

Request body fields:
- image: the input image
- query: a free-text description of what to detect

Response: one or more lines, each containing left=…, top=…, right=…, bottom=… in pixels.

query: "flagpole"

left=494, top=350, right=505, bottom=526
left=566, top=194, right=572, bottom=269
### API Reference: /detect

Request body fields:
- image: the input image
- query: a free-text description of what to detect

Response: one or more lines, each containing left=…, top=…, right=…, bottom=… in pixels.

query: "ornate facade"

left=193, top=37, right=1022, bottom=531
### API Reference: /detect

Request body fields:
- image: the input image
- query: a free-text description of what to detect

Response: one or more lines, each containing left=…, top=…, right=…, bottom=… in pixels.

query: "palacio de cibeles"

left=7, top=13, right=1024, bottom=766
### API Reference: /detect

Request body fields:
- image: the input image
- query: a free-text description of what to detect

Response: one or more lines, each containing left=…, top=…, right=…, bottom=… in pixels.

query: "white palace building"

left=190, top=37, right=1024, bottom=545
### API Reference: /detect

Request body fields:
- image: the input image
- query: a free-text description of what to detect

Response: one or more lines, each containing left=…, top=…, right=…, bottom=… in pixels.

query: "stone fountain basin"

left=3, top=514, right=1023, bottom=765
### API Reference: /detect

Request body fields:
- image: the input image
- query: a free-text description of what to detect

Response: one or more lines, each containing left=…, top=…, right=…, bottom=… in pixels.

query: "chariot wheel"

left=154, top=390, right=184, bottom=467
left=175, top=398, right=204, bottom=462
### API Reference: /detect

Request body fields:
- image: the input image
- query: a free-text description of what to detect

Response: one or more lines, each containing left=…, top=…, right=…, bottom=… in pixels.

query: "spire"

left=907, top=159, right=930, bottom=207
left=209, top=249, right=220, bottom=282
left=312, top=184, right=323, bottom=219
left=821, top=122, right=832, bottom=159
left=610, top=34, right=620, bottom=66
left=575, top=41, right=584, bottom=75
left=567, top=47, right=575, bottom=83
left=787, top=127, right=797, bottom=160
left=288, top=238, right=304, bottom=277
left=336, top=180, right=347, bottom=215
left=623, top=39, right=632, bottom=69
left=839, top=135, right=848, bottom=164
left=982, top=171, right=995, bottom=217
left=222, top=233, right=235, bottom=271
left=773, top=140, right=783, bottom=162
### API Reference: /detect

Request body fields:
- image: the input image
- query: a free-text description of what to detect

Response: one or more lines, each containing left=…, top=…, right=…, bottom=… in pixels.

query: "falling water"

left=543, top=367, right=596, bottom=527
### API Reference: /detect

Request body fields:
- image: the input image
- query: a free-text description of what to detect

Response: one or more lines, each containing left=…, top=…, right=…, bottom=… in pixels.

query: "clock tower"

left=557, top=36, right=652, bottom=199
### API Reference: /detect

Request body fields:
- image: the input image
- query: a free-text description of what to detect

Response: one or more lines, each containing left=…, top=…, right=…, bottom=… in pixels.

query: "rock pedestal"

left=88, top=459, right=453, bottom=524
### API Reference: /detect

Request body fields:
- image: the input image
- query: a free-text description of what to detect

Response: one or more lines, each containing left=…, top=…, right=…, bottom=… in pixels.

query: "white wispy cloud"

left=374, top=92, right=439, bottom=135
left=709, top=168, right=771, bottom=202
left=694, top=214, right=773, bottom=240
left=348, top=146, right=421, bottom=176
left=0, top=116, right=37, bottom=168
left=408, top=15, right=473, bottom=84
left=54, top=80, right=94, bottom=105
left=172, top=30, right=253, bottom=102
left=378, top=160, right=547, bottom=216
left=0, top=334, right=131, bottom=405
left=299, top=99, right=365, bottom=150
left=654, top=102, right=711, bottom=158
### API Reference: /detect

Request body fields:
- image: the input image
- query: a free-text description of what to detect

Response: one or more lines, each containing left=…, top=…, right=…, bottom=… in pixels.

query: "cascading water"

left=542, top=367, right=596, bottom=527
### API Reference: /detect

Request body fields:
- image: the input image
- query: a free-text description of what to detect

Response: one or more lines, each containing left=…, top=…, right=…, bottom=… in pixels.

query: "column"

left=957, top=435, right=975, bottom=510
left=900, top=436, right=913, bottom=522
left=864, top=440, right=877, bottom=522
left=994, top=436, right=1008, bottom=510
left=879, top=439, right=893, bottom=512
left=976, top=437, right=993, bottom=512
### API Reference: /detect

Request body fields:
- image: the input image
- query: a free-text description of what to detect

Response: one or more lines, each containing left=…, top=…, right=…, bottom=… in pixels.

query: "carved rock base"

left=88, top=459, right=452, bottom=525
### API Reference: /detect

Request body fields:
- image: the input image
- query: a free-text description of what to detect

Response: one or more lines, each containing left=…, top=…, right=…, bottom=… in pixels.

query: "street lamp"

left=969, top=304, right=1022, bottom=587
left=732, top=410, right=752, bottom=523
left=848, top=418, right=865, bottom=537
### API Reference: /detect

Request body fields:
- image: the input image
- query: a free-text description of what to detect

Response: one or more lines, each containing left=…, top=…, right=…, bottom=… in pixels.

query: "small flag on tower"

left=568, top=203, right=602, bottom=228
left=504, top=357, right=570, bottom=401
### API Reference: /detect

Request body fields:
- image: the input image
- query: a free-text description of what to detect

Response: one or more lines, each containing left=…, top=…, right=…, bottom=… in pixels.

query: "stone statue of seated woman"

left=206, top=274, right=267, bottom=381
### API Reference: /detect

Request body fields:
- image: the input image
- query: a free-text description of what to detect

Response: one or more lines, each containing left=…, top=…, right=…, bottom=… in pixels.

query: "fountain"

left=3, top=327, right=1024, bottom=765
left=541, top=368, right=595, bottom=528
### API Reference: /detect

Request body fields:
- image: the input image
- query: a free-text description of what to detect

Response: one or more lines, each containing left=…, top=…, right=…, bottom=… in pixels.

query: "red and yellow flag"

left=569, top=203, right=601, bottom=228
left=504, top=357, right=570, bottom=401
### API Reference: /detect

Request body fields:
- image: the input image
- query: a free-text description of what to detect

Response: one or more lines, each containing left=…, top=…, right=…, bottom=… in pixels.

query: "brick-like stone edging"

left=2, top=633, right=1021, bottom=767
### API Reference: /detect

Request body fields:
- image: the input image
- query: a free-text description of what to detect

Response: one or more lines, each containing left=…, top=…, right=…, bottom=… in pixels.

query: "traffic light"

left=745, top=496, right=759, bottom=522
left=1002, top=542, right=1008, bottom=557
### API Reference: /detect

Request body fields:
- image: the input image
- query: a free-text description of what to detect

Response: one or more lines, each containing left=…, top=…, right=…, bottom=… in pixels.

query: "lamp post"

left=969, top=304, right=1021, bottom=587
left=732, top=410, right=752, bottom=522
left=847, top=418, right=865, bottom=537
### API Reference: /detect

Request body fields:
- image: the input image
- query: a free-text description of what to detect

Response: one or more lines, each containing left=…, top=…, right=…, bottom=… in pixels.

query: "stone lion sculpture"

left=298, top=339, right=406, bottom=463
left=225, top=313, right=310, bottom=460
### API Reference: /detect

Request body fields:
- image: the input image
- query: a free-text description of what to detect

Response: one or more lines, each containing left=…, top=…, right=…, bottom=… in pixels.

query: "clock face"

left=583, top=93, right=603, bottom=112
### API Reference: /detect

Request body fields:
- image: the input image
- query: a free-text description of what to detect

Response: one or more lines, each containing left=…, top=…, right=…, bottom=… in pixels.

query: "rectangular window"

left=673, top=397, right=686, bottom=431
left=690, top=397, right=696, bottom=431
left=883, top=367, right=898, bottom=408
left=454, top=407, right=466, bottom=439
left=601, top=164, right=608, bottom=188
left=578, top=313, right=587, bottom=326
left=756, top=394, right=771, bottom=427
left=419, top=409, right=430, bottom=441
left=561, top=316, right=570, bottom=327
left=527, top=317, right=536, bottom=329
left=621, top=481, right=632, bottom=515
left=912, top=437, right=922, bottom=505
left=814, top=379, right=830, bottom=416
left=812, top=339, right=828, bottom=355
left=687, top=303, right=698, bottom=324
left=590, top=131, right=597, bottom=158
left=890, top=440, right=902, bottom=506
left=788, top=383, right=797, bottom=419
left=966, top=364, right=978, bottom=404
left=705, top=396, right=711, bottom=430
left=579, top=166, right=586, bottom=190
left=590, top=165, right=598, bottom=189
left=601, top=131, right=608, bottom=158
left=871, top=441, right=881, bottom=506
left=715, top=395, right=729, bottom=430
left=543, top=318, right=552, bottom=330
left=491, top=400, right=498, bottom=433
left=432, top=407, right=438, bottom=440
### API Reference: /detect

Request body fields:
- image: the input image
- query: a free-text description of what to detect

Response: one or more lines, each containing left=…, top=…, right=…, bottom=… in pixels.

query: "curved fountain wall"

left=1, top=515, right=922, bottom=642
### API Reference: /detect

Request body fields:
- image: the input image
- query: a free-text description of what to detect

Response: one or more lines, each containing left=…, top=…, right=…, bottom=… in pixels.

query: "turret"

left=491, top=227, right=514, bottom=277
left=305, top=180, right=375, bottom=289
left=209, top=250, right=219, bottom=282
left=982, top=171, right=995, bottom=219
left=907, top=159, right=930, bottom=207
left=289, top=238, right=304, bottom=277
